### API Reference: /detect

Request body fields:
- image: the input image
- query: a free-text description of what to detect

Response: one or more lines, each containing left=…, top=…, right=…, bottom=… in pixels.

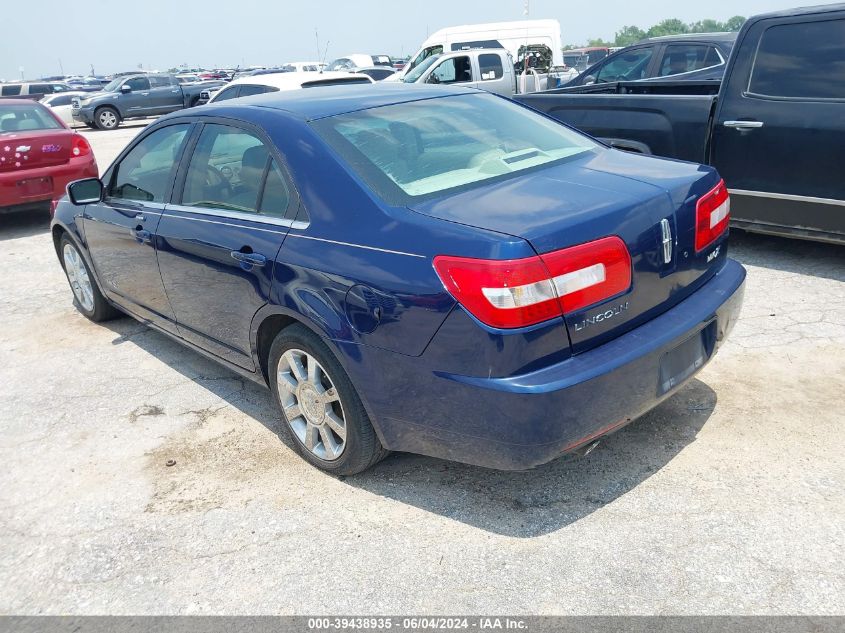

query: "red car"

left=0, top=99, right=98, bottom=216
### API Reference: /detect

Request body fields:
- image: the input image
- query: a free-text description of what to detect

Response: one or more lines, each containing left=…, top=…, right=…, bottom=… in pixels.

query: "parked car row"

left=518, top=3, right=845, bottom=245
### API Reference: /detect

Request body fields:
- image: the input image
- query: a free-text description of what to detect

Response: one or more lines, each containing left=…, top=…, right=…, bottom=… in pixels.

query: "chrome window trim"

left=164, top=203, right=309, bottom=231
left=286, top=233, right=426, bottom=258
left=729, top=189, right=845, bottom=207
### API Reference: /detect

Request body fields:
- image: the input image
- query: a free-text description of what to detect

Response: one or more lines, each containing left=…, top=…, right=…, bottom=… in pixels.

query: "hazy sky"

left=1, top=0, right=834, bottom=79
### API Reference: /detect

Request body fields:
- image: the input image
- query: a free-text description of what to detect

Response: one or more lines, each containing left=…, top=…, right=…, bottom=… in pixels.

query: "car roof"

left=642, top=32, right=738, bottom=44
left=200, top=83, right=476, bottom=121
left=749, top=2, right=845, bottom=21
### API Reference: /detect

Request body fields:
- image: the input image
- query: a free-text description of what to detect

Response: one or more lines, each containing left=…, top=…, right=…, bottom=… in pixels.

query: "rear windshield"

left=312, top=92, right=597, bottom=202
left=0, top=103, right=62, bottom=132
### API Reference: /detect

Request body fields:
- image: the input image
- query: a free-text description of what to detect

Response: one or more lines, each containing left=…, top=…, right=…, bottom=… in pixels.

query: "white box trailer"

left=398, top=19, right=563, bottom=79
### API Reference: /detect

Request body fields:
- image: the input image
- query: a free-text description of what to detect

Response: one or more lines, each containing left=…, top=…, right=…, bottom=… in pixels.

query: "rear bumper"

left=353, top=258, right=746, bottom=470
left=0, top=158, right=98, bottom=213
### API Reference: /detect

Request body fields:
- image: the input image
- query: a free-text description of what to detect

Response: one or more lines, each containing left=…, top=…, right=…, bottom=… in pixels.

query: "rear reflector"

left=695, top=179, right=730, bottom=252
left=433, top=236, right=632, bottom=329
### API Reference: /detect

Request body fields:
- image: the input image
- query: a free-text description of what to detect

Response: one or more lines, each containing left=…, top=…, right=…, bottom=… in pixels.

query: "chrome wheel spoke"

left=307, top=359, right=320, bottom=385
left=324, top=411, right=346, bottom=440
left=304, top=423, right=319, bottom=451
left=283, top=403, right=302, bottom=422
left=319, top=426, right=339, bottom=459
left=288, top=352, right=307, bottom=382
left=277, top=372, right=298, bottom=393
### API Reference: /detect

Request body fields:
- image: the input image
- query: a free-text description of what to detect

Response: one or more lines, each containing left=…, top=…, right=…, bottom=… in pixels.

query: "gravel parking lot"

left=0, top=125, right=843, bottom=615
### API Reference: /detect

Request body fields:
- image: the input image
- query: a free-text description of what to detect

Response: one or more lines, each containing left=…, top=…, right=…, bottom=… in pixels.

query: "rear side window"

left=46, top=94, right=74, bottom=106
left=658, top=44, right=722, bottom=76
left=479, top=54, right=504, bottom=80
left=238, top=84, right=272, bottom=97
left=28, top=84, right=50, bottom=94
left=259, top=159, right=292, bottom=218
left=1, top=85, right=22, bottom=96
left=452, top=39, right=503, bottom=51
left=149, top=76, right=172, bottom=88
left=749, top=19, right=845, bottom=99
left=0, top=103, right=62, bottom=132
left=109, top=124, right=190, bottom=202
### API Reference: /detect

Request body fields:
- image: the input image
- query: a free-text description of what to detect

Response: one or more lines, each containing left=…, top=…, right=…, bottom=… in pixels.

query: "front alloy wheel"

left=63, top=243, right=95, bottom=312
left=277, top=349, right=347, bottom=461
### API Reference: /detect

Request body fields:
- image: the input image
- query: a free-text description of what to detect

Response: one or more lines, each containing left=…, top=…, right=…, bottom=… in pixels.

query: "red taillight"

left=71, top=134, right=91, bottom=158
left=433, top=236, right=632, bottom=329
left=695, top=179, right=730, bottom=252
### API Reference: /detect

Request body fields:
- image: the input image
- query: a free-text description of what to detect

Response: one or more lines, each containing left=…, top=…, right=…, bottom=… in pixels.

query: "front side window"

left=313, top=93, right=598, bottom=201
left=658, top=44, right=721, bottom=77
left=749, top=19, right=845, bottom=99
left=181, top=124, right=285, bottom=215
left=109, top=124, right=189, bottom=202
left=47, top=94, right=74, bottom=107
left=478, top=54, right=504, bottom=80
left=29, top=84, right=50, bottom=94
left=125, top=77, right=151, bottom=91
left=595, top=47, right=654, bottom=82
left=429, top=56, right=472, bottom=84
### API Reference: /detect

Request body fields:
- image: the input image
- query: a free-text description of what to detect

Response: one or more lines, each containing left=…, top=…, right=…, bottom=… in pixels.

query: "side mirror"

left=584, top=75, right=596, bottom=85
left=67, top=178, right=104, bottom=205
left=120, top=84, right=132, bottom=93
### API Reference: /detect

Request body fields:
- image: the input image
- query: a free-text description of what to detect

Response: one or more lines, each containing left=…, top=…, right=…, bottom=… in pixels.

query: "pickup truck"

left=401, top=48, right=549, bottom=95
left=71, top=74, right=224, bottom=130
left=517, top=3, right=845, bottom=245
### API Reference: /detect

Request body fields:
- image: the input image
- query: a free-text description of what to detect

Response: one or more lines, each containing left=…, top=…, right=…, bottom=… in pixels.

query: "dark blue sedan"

left=52, top=84, right=745, bottom=474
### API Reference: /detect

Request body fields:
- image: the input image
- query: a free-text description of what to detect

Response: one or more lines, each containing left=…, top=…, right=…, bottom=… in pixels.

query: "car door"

left=148, top=75, right=183, bottom=114
left=83, top=122, right=192, bottom=327
left=711, top=14, right=845, bottom=240
left=121, top=76, right=151, bottom=115
left=155, top=121, right=298, bottom=370
left=426, top=55, right=474, bottom=86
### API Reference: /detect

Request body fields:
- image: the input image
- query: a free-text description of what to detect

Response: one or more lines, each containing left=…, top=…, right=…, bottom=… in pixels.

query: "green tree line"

left=568, top=16, right=746, bottom=49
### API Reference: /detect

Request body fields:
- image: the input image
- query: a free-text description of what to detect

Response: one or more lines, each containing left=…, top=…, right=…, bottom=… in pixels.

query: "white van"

left=398, top=19, right=563, bottom=79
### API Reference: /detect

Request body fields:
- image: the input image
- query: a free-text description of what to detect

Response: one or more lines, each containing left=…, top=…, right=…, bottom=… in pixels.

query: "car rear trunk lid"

left=412, top=149, right=727, bottom=353
left=0, top=128, right=73, bottom=173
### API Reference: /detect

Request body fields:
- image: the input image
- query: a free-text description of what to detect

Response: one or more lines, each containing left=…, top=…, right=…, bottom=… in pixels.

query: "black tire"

left=268, top=324, right=387, bottom=475
left=85, top=122, right=98, bottom=129
left=59, top=234, right=121, bottom=322
left=94, top=106, right=120, bottom=130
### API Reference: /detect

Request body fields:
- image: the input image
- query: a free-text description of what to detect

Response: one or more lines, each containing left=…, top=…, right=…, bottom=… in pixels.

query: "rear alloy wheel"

left=94, top=107, right=120, bottom=130
left=269, top=325, right=387, bottom=475
left=60, top=235, right=121, bottom=322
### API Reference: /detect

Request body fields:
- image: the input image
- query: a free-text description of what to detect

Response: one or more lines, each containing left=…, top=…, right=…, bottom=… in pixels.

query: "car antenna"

left=320, top=39, right=331, bottom=74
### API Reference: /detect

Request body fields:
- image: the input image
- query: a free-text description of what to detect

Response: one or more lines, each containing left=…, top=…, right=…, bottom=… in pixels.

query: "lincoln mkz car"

left=51, top=84, right=745, bottom=474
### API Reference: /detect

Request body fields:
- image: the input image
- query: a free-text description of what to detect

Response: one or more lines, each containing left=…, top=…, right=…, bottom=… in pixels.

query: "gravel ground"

left=0, top=124, right=843, bottom=614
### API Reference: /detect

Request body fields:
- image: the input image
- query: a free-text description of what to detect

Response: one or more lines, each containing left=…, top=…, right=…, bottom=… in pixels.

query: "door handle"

left=230, top=251, right=267, bottom=267
left=134, top=213, right=146, bottom=222
left=723, top=120, right=764, bottom=129
left=141, top=92, right=150, bottom=96
left=171, top=90, right=180, bottom=93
